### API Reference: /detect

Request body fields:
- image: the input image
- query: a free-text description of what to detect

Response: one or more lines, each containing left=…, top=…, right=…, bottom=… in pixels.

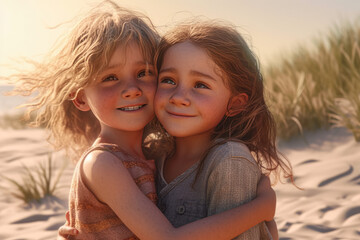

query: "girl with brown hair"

left=152, top=20, right=295, bottom=239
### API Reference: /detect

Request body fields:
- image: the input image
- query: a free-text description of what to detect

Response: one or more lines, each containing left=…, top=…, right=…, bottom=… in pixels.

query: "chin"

left=165, top=129, right=192, bottom=138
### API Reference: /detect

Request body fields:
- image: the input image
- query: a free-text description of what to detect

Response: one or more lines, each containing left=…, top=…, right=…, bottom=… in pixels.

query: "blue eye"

left=160, top=78, right=176, bottom=85
left=102, top=75, right=118, bottom=82
left=195, top=82, right=210, bottom=89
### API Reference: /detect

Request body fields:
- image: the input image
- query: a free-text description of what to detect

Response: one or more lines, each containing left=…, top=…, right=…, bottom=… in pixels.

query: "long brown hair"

left=9, top=1, right=160, bottom=161
left=155, top=20, right=294, bottom=183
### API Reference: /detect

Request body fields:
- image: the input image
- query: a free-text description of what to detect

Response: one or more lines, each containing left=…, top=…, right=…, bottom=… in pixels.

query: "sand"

left=0, top=127, right=359, bottom=239
left=275, top=127, right=360, bottom=239
left=0, top=129, right=73, bottom=240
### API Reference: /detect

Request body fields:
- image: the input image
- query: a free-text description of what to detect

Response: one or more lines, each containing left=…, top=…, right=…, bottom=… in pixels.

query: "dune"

left=275, top=127, right=360, bottom=239
left=0, top=127, right=359, bottom=239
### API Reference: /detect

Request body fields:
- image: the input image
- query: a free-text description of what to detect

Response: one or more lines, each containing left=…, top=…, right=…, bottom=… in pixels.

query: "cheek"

left=145, top=81, right=157, bottom=94
left=91, top=97, right=113, bottom=113
left=204, top=104, right=226, bottom=120
left=201, top=96, right=229, bottom=119
left=154, top=91, right=169, bottom=121
left=101, top=90, right=119, bottom=103
left=154, top=89, right=167, bottom=107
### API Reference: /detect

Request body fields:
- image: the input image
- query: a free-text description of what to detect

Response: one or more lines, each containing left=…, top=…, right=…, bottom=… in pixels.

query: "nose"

left=169, top=87, right=190, bottom=106
left=121, top=81, right=142, bottom=99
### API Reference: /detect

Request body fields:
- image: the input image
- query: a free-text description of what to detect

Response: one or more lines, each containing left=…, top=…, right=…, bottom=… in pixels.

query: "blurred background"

left=1, top=0, right=360, bottom=139
left=0, top=2, right=359, bottom=239
left=1, top=0, right=359, bottom=75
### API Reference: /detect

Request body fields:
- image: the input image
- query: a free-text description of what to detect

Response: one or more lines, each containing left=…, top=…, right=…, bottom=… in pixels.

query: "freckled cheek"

left=94, top=91, right=119, bottom=108
left=200, top=99, right=227, bottom=119
left=196, top=96, right=216, bottom=107
left=141, top=82, right=156, bottom=99
left=154, top=89, right=168, bottom=106
left=147, top=85, right=157, bottom=99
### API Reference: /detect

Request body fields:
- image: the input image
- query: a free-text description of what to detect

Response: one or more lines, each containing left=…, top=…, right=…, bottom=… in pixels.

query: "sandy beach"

left=0, top=129, right=73, bottom=240
left=0, top=127, right=359, bottom=239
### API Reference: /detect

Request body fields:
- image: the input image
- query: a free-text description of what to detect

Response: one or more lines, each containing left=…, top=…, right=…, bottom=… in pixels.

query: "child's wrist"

left=256, top=190, right=276, bottom=221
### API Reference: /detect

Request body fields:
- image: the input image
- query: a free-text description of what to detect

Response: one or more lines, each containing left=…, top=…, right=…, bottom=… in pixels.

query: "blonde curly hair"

left=10, top=1, right=160, bottom=161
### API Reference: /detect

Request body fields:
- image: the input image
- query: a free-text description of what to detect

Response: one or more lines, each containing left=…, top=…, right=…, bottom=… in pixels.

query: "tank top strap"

left=79, top=143, right=125, bottom=163
left=79, top=143, right=156, bottom=171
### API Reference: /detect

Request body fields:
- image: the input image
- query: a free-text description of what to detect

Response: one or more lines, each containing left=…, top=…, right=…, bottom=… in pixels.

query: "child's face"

left=154, top=41, right=232, bottom=138
left=79, top=42, right=157, bottom=132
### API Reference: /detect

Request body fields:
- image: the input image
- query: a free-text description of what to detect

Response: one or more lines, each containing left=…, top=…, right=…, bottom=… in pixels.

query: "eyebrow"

left=159, top=67, right=216, bottom=81
left=103, top=61, right=151, bottom=72
left=190, top=70, right=216, bottom=81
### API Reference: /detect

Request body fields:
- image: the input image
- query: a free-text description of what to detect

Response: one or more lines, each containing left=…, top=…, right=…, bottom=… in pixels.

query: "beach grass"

left=264, top=19, right=360, bottom=141
left=0, top=112, right=31, bottom=129
left=1, top=20, right=359, bottom=142
left=0, top=153, right=66, bottom=204
left=0, top=110, right=45, bottom=129
left=330, top=93, right=360, bottom=141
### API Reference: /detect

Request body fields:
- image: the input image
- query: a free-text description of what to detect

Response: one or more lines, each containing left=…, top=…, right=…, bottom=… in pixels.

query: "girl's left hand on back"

left=57, top=225, right=79, bottom=240
left=57, top=211, right=79, bottom=240
left=257, top=175, right=276, bottom=221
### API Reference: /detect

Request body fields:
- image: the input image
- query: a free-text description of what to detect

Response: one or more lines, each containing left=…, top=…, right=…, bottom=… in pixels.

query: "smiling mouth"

left=167, top=111, right=195, bottom=117
left=118, top=104, right=146, bottom=111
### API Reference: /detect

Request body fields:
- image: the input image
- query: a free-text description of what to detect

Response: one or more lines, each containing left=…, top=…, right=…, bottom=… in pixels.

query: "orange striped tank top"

left=68, top=143, right=157, bottom=239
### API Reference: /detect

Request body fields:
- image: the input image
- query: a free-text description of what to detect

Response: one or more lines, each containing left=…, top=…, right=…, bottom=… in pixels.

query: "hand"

left=256, top=175, right=276, bottom=221
left=257, top=175, right=271, bottom=195
left=57, top=211, right=79, bottom=240
left=57, top=225, right=79, bottom=240
left=266, top=220, right=279, bottom=240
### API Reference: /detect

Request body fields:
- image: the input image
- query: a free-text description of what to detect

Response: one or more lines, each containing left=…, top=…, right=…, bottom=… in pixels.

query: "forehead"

left=165, top=41, right=208, bottom=58
left=162, top=41, right=223, bottom=78
left=108, top=42, right=144, bottom=66
left=165, top=42, right=211, bottom=64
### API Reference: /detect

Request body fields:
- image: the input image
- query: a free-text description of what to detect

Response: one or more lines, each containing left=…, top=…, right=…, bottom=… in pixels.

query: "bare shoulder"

left=82, top=150, right=124, bottom=174
left=81, top=150, right=128, bottom=187
left=80, top=149, right=133, bottom=203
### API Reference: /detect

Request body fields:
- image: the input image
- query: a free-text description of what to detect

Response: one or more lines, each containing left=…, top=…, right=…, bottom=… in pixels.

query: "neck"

left=173, top=132, right=212, bottom=164
left=162, top=132, right=212, bottom=183
left=94, top=126, right=145, bottom=159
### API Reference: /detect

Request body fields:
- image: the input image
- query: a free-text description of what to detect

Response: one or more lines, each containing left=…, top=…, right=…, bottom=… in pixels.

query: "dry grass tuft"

left=264, top=19, right=360, bottom=141
left=0, top=153, right=66, bottom=204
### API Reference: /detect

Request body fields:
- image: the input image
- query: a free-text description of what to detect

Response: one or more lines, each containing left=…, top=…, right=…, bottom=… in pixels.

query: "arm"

left=57, top=177, right=278, bottom=240
left=63, top=151, right=274, bottom=240
left=207, top=157, right=275, bottom=239
left=258, top=175, right=279, bottom=240
left=56, top=211, right=78, bottom=240
left=266, top=220, right=279, bottom=240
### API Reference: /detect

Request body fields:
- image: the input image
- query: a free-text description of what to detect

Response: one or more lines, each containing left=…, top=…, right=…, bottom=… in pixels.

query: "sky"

left=0, top=0, right=360, bottom=84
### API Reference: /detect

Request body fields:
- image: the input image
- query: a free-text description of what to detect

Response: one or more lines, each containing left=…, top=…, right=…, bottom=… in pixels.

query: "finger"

left=65, top=211, right=70, bottom=224
left=59, top=226, right=78, bottom=236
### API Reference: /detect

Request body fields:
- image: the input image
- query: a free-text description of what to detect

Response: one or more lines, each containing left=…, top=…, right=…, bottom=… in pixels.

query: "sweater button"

left=176, top=205, right=186, bottom=215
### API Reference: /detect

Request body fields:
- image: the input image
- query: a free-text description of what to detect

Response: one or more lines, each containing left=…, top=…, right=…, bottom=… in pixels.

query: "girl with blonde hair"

left=11, top=1, right=276, bottom=239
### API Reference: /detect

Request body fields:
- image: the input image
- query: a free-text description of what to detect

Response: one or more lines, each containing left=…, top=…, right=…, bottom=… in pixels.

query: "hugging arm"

left=207, top=157, right=276, bottom=239
left=58, top=151, right=275, bottom=240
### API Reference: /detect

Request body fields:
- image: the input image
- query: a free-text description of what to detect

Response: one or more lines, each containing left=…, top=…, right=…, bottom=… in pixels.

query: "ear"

left=72, top=90, right=91, bottom=112
left=226, top=93, right=248, bottom=117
